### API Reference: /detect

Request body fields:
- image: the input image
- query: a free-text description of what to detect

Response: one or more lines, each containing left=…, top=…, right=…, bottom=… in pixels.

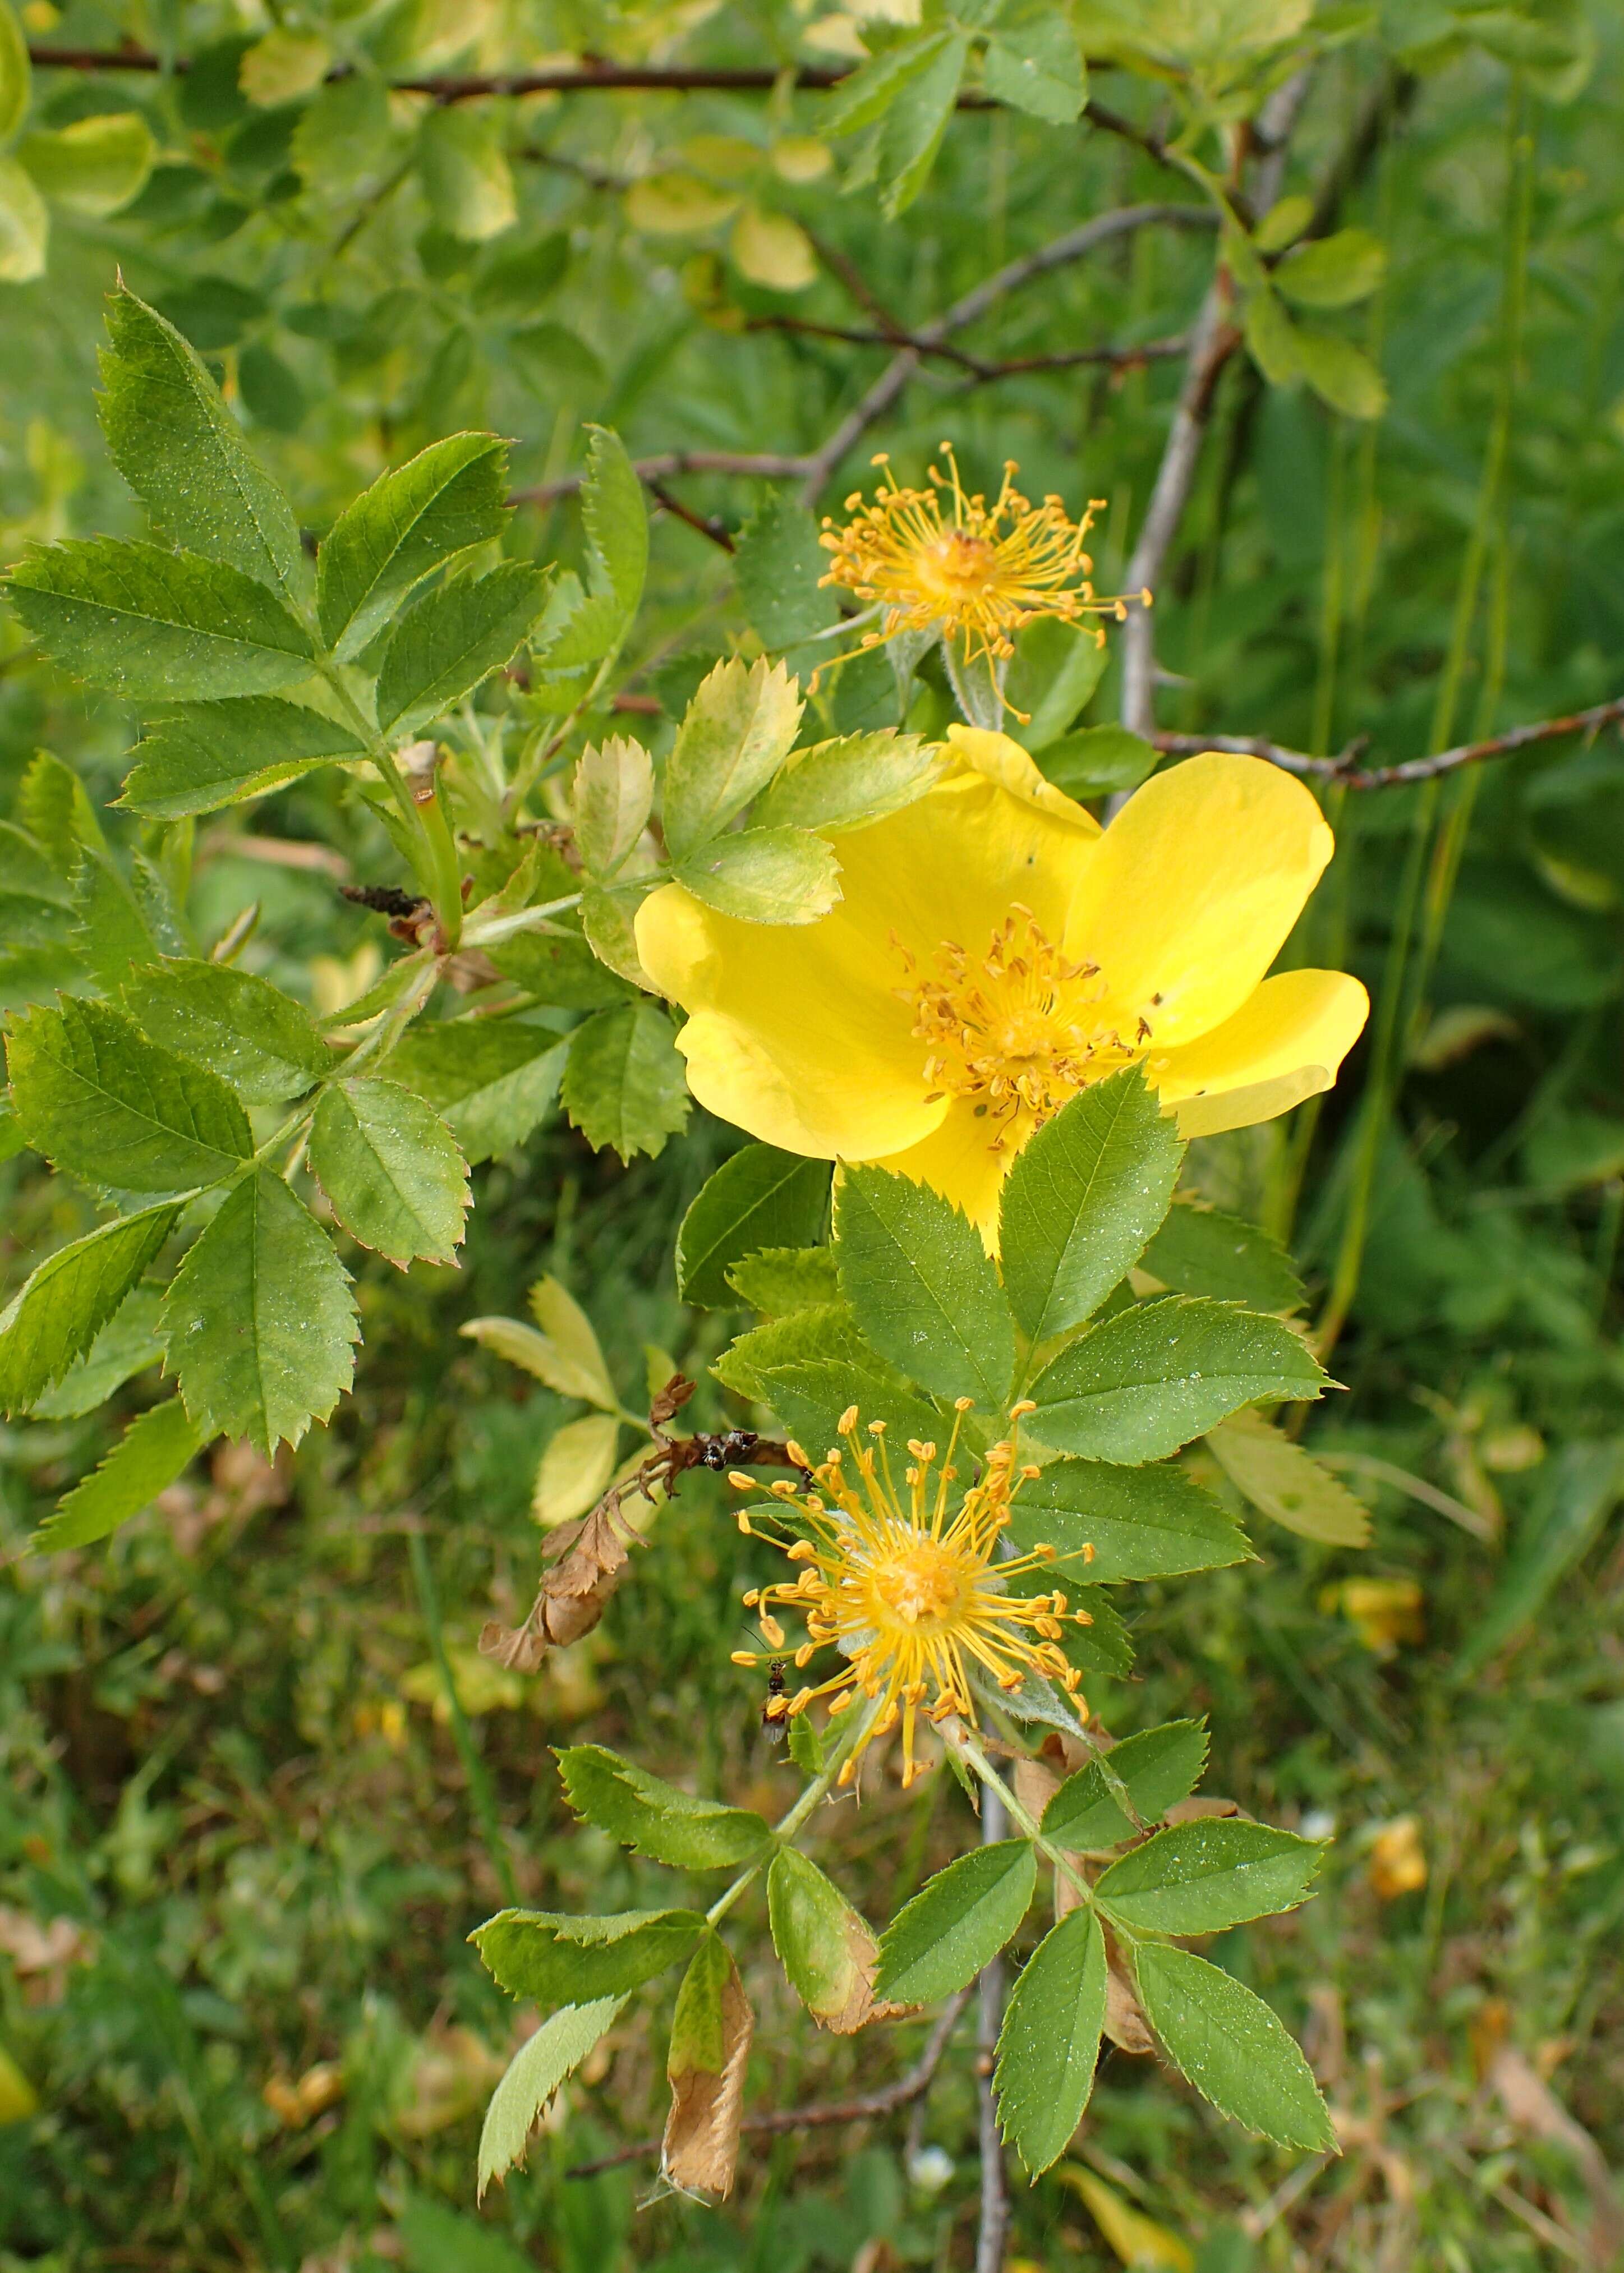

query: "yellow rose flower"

left=636, top=730, right=1368, bottom=1239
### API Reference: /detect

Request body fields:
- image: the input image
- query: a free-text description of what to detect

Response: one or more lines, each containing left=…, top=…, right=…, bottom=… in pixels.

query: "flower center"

left=867, top=1535, right=968, bottom=1629
left=899, top=907, right=1143, bottom=1143
left=909, top=529, right=1001, bottom=610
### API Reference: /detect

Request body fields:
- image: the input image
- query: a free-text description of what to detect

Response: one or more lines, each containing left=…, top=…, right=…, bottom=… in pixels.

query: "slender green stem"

left=408, top=1530, right=520, bottom=1908
left=703, top=1694, right=884, bottom=1930
left=944, top=1723, right=1106, bottom=1923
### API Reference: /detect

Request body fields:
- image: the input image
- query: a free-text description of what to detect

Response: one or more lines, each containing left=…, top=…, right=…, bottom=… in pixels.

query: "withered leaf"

left=662, top=1935, right=753, bottom=2200
left=479, top=1496, right=645, bottom=1671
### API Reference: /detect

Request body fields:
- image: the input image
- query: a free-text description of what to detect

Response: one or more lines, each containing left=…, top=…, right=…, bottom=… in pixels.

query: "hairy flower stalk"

left=730, top=1404, right=1093, bottom=1789
left=818, top=447, right=1143, bottom=714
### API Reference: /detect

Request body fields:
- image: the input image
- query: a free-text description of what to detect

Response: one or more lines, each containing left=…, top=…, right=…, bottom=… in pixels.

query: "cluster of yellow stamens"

left=818, top=447, right=1138, bottom=676
left=730, top=1402, right=1094, bottom=1790
left=896, top=907, right=1148, bottom=1146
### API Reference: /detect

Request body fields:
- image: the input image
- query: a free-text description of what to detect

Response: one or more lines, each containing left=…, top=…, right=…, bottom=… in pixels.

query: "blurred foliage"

left=2, top=0, right=1623, bottom=2265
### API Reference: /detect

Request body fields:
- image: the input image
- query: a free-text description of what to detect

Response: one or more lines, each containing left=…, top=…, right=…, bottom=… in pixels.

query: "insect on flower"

left=730, top=1400, right=1096, bottom=1789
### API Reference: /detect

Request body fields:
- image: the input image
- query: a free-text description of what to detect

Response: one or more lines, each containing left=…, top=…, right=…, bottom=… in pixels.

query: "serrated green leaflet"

left=767, top=1849, right=876, bottom=2033
left=579, top=422, right=647, bottom=623
left=477, top=1998, right=622, bottom=2199
left=1207, top=1410, right=1371, bottom=1546
left=834, top=1166, right=1015, bottom=1409
left=98, top=287, right=303, bottom=602
left=120, top=698, right=366, bottom=819
left=726, top=1246, right=840, bottom=1315
left=677, top=1144, right=830, bottom=1308
left=30, top=1396, right=201, bottom=1554
left=561, top=1001, right=690, bottom=1162
left=1042, top=1720, right=1209, bottom=1851
left=1134, top=1943, right=1335, bottom=2151
left=556, top=1745, right=772, bottom=1870
left=993, top=1906, right=1105, bottom=2176
left=734, top=494, right=839, bottom=649
left=160, top=1168, right=358, bottom=1454
left=1008, top=1457, right=1251, bottom=1582
left=662, top=657, right=802, bottom=859
left=713, top=1299, right=877, bottom=1403
left=748, top=1353, right=947, bottom=1462
left=122, top=960, right=330, bottom=1103
left=1140, top=1203, right=1305, bottom=1312
left=6, top=997, right=251, bottom=1193
left=1097, top=1819, right=1322, bottom=1934
left=472, top=1907, right=705, bottom=2004
left=983, top=13, right=1086, bottom=126
left=875, top=1840, right=1035, bottom=2005
left=385, top=1024, right=566, bottom=1164
left=71, top=846, right=171, bottom=996
left=672, top=824, right=840, bottom=924
left=318, top=432, right=510, bottom=658
left=754, top=732, right=938, bottom=835
left=310, top=1079, right=470, bottom=1267
left=374, top=563, right=550, bottom=737
left=8, top=539, right=314, bottom=700
left=31, top=1286, right=164, bottom=1420
left=0, top=1200, right=180, bottom=1415
left=999, top=1072, right=1184, bottom=1349
left=1028, top=1297, right=1326, bottom=1464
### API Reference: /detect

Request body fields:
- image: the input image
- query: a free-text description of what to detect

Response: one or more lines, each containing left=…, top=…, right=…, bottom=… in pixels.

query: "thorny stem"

left=943, top=1722, right=1099, bottom=1914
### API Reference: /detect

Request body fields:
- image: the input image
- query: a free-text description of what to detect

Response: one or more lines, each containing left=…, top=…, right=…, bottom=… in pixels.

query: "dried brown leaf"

left=479, top=1496, right=645, bottom=1669
left=663, top=1948, right=754, bottom=2199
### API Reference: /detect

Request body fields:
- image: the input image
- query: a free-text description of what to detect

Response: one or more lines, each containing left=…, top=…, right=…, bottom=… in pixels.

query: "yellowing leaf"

left=730, top=205, right=818, bottom=292
left=1057, top=2167, right=1194, bottom=2270
left=1321, top=1576, right=1423, bottom=1654
left=402, top=1644, right=527, bottom=1719
left=1367, top=1814, right=1427, bottom=1900
left=771, top=135, right=833, bottom=183
left=0, top=154, right=47, bottom=283
left=0, top=2040, right=38, bottom=2125
left=682, top=133, right=762, bottom=182
left=625, top=172, right=740, bottom=235
left=1207, top=1409, right=1371, bottom=1547
left=533, top=1413, right=622, bottom=1527
left=529, top=1275, right=618, bottom=1408
left=19, top=112, right=154, bottom=217
left=240, top=29, right=332, bottom=107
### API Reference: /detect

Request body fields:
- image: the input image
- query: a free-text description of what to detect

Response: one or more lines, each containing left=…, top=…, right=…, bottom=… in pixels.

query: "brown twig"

left=1151, top=696, right=1624, bottom=789
left=563, top=1987, right=973, bottom=2178
left=510, top=449, right=815, bottom=510
left=749, top=312, right=1189, bottom=385
left=646, top=478, right=736, bottom=553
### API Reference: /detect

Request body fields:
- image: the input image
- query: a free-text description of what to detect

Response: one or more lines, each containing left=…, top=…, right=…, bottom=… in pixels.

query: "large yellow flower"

left=636, top=732, right=1368, bottom=1239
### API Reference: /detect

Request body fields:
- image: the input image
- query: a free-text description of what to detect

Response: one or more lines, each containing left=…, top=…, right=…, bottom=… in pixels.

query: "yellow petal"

left=1065, top=753, right=1335, bottom=1048
left=873, top=1102, right=1013, bottom=1247
left=1151, top=967, right=1368, bottom=1138
left=943, top=724, right=1100, bottom=837
left=635, top=882, right=945, bottom=1157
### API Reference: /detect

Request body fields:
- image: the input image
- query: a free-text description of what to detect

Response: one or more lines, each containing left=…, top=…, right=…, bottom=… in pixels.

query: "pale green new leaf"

left=672, top=825, right=839, bottom=924
left=7, top=539, right=314, bottom=700
left=822, top=29, right=954, bottom=136
left=0, top=0, right=29, bottom=143
left=0, top=155, right=45, bottom=283
left=662, top=657, right=803, bottom=858
left=160, top=1168, right=358, bottom=1453
left=561, top=1001, right=690, bottom=1162
left=1295, top=326, right=1388, bottom=420
left=374, top=563, right=550, bottom=736
left=754, top=733, right=940, bottom=835
left=1028, top=1299, right=1326, bottom=1465
left=122, top=960, right=331, bottom=1103
left=1207, top=1410, right=1371, bottom=1545
left=310, top=1078, right=470, bottom=1267
left=1275, top=227, right=1387, bottom=309
left=556, top=1744, right=772, bottom=1870
left=477, top=1998, right=622, bottom=2198
left=1097, top=1820, right=1322, bottom=1935
left=1134, top=1943, right=1335, bottom=2151
left=5, top=997, right=251, bottom=1192
left=0, top=1200, right=180, bottom=1415
left=1008, top=1457, right=1252, bottom=1581
left=317, top=432, right=510, bottom=658
left=119, top=698, right=366, bottom=818
left=994, top=1907, right=1106, bottom=2175
left=20, top=114, right=154, bottom=217
left=573, top=735, right=654, bottom=880
left=875, top=1840, right=1036, bottom=2005
left=420, top=105, right=514, bottom=241
left=30, top=1397, right=201, bottom=1554
left=834, top=1164, right=1014, bottom=1408
left=529, top=1275, right=618, bottom=1407
left=1000, top=1071, right=1185, bottom=1346
left=98, top=288, right=302, bottom=598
